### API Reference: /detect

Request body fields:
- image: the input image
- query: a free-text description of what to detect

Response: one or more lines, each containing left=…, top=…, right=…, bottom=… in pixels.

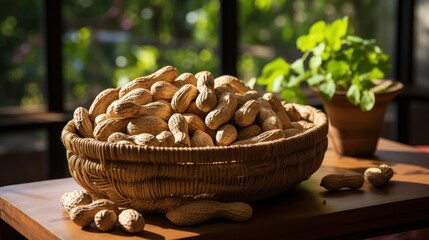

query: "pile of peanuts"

left=73, top=66, right=314, bottom=147
left=61, top=190, right=145, bottom=233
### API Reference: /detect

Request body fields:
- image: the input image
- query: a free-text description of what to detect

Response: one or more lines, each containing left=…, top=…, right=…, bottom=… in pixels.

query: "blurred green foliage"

left=0, top=0, right=395, bottom=110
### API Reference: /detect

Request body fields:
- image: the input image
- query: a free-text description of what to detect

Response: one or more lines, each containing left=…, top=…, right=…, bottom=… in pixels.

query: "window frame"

left=0, top=0, right=419, bottom=180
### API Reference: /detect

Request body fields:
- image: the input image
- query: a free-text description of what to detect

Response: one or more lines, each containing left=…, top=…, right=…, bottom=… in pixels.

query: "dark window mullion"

left=219, top=0, right=238, bottom=76
left=395, top=0, right=415, bottom=143
left=42, top=0, right=68, bottom=179
left=43, top=0, right=64, bottom=112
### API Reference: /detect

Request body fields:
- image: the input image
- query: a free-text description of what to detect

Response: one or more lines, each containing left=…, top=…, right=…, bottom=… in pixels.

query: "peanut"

left=214, top=75, right=252, bottom=94
left=127, top=116, right=168, bottom=135
left=118, top=209, right=145, bottom=233
left=69, top=199, right=119, bottom=227
left=214, top=85, right=234, bottom=97
left=113, top=140, right=135, bottom=146
left=119, top=65, right=178, bottom=97
left=108, top=132, right=159, bottom=146
left=94, top=209, right=118, bottom=232
left=93, top=117, right=129, bottom=141
left=150, top=80, right=179, bottom=101
left=183, top=113, right=206, bottom=134
left=105, top=100, right=120, bottom=117
left=283, top=103, right=302, bottom=121
left=166, top=200, right=253, bottom=226
left=168, top=113, right=191, bottom=147
left=364, top=164, right=394, bottom=187
left=196, top=71, right=215, bottom=90
left=291, top=121, right=304, bottom=130
left=261, top=116, right=283, bottom=132
left=133, top=133, right=159, bottom=146
left=257, top=98, right=283, bottom=131
left=284, top=128, right=304, bottom=138
left=320, top=173, right=364, bottom=191
left=195, top=71, right=217, bottom=113
left=236, top=90, right=260, bottom=106
left=156, top=131, right=175, bottom=147
left=142, top=100, right=172, bottom=121
left=173, top=72, right=197, bottom=88
left=205, top=92, right=237, bottom=130
left=89, top=87, right=120, bottom=122
left=191, top=130, right=215, bottom=147
left=263, top=93, right=292, bottom=129
left=118, top=88, right=153, bottom=106
left=294, top=120, right=314, bottom=129
left=107, top=132, right=131, bottom=144
left=94, top=113, right=109, bottom=126
left=73, top=107, right=94, bottom=138
left=61, top=190, right=93, bottom=213
left=233, top=129, right=285, bottom=145
left=215, top=124, right=238, bottom=146
left=237, top=124, right=262, bottom=140
left=234, top=99, right=260, bottom=127
left=171, top=84, right=199, bottom=113
left=114, top=100, right=172, bottom=121
left=186, top=101, right=207, bottom=120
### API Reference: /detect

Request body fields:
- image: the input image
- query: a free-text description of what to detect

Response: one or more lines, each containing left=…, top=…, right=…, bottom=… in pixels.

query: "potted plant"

left=257, top=17, right=403, bottom=156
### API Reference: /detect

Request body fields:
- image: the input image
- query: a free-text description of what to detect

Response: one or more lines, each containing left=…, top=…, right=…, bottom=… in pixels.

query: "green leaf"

left=319, top=80, right=336, bottom=100
left=307, top=74, right=324, bottom=86
left=309, top=21, right=326, bottom=35
left=281, top=87, right=306, bottom=104
left=346, top=35, right=363, bottom=43
left=246, top=77, right=257, bottom=89
left=309, top=55, right=322, bottom=72
left=260, top=58, right=290, bottom=78
left=326, top=17, right=349, bottom=51
left=368, top=67, right=385, bottom=80
left=308, top=20, right=326, bottom=43
left=297, top=35, right=314, bottom=52
left=327, top=59, right=349, bottom=79
left=312, top=42, right=325, bottom=56
left=291, top=58, right=304, bottom=74
left=271, top=75, right=284, bottom=93
left=257, top=58, right=289, bottom=86
left=360, top=90, right=375, bottom=111
left=346, top=84, right=360, bottom=105
left=287, top=75, right=302, bottom=88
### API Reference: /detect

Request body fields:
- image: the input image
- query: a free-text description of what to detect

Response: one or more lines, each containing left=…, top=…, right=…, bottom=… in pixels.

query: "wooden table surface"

left=1, top=138, right=429, bottom=240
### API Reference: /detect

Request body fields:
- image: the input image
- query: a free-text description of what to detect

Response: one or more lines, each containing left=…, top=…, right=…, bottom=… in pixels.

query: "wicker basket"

left=61, top=103, right=328, bottom=213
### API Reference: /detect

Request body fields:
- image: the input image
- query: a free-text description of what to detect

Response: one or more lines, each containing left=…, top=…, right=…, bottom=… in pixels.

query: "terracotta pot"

left=314, top=81, right=403, bottom=156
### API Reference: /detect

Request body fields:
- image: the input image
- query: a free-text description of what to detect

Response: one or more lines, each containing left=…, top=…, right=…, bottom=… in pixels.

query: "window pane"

left=0, top=1, right=45, bottom=111
left=62, top=0, right=219, bottom=110
left=238, top=0, right=397, bottom=83
left=415, top=0, right=429, bottom=88
left=0, top=130, right=48, bottom=186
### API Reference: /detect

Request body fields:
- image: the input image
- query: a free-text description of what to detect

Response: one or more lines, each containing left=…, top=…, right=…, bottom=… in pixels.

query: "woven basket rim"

left=61, top=103, right=328, bottom=164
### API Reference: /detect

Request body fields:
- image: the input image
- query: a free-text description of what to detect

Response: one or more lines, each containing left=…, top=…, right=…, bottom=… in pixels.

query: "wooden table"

left=1, top=138, right=429, bottom=239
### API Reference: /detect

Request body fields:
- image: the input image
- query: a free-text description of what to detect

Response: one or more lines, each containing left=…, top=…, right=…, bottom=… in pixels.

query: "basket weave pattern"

left=62, top=104, right=328, bottom=213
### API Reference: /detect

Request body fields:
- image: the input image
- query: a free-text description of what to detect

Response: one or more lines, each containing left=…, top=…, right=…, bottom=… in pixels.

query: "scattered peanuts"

left=61, top=190, right=93, bottom=213
left=321, top=164, right=394, bottom=192
left=94, top=209, right=118, bottom=232
left=364, top=164, right=394, bottom=187
left=69, top=199, right=119, bottom=227
left=118, top=209, right=145, bottom=233
left=62, top=190, right=146, bottom=233
left=166, top=200, right=253, bottom=226
left=320, top=172, right=364, bottom=191
left=72, top=66, right=315, bottom=147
